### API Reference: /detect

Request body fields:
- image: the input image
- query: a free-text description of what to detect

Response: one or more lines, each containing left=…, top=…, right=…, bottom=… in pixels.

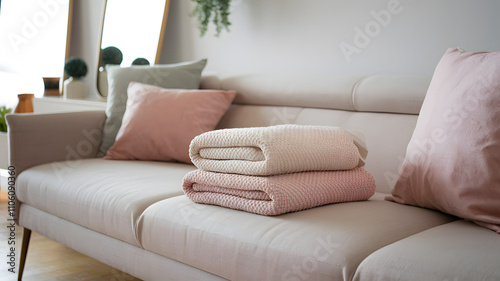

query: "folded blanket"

left=183, top=168, right=376, bottom=216
left=189, top=124, right=367, bottom=176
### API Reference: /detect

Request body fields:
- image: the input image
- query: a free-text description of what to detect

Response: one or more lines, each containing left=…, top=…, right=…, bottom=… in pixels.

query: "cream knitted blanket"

left=189, top=124, right=367, bottom=176
left=183, top=168, right=376, bottom=216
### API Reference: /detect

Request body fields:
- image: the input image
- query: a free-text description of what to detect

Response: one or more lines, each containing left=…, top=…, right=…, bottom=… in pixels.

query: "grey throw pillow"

left=97, top=59, right=207, bottom=157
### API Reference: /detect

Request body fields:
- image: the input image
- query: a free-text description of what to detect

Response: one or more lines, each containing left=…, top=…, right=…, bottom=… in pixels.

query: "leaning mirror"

left=96, top=0, right=170, bottom=100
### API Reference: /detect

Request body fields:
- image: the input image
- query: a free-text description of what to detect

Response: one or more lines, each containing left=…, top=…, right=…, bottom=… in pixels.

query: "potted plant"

left=132, top=58, right=150, bottom=66
left=98, top=46, right=123, bottom=98
left=63, top=57, right=88, bottom=99
left=191, top=0, right=232, bottom=37
left=0, top=106, right=12, bottom=133
left=101, top=46, right=123, bottom=67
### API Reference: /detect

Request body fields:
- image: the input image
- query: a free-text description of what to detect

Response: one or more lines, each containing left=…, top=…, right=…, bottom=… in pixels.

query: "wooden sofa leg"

left=18, top=228, right=31, bottom=281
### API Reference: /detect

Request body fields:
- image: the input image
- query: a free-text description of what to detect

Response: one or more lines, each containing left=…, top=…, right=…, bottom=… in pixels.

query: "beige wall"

left=67, top=0, right=104, bottom=100
left=69, top=0, right=500, bottom=100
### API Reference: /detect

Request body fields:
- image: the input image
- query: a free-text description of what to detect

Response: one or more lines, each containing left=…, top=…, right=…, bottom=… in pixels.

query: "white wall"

left=71, top=0, right=500, bottom=100
left=160, top=0, right=500, bottom=76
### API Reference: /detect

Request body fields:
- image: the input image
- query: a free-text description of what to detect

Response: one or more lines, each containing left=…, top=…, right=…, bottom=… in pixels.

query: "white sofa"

left=8, top=75, right=500, bottom=281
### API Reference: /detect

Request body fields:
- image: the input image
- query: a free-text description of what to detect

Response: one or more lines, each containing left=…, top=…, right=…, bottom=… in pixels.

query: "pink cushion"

left=104, top=82, right=236, bottom=163
left=386, top=48, right=500, bottom=233
left=183, top=167, right=376, bottom=216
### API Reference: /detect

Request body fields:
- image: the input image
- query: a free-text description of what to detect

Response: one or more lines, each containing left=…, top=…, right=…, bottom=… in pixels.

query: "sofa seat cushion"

left=16, top=158, right=195, bottom=247
left=137, top=195, right=456, bottom=281
left=353, top=220, right=500, bottom=281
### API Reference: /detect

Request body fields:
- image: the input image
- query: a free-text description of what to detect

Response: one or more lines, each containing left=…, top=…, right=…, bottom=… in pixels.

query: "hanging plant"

left=191, top=0, right=231, bottom=37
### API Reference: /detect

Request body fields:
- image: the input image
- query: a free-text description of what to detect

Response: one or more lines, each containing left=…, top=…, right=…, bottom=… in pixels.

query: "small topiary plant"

left=64, top=57, right=88, bottom=79
left=132, top=58, right=150, bottom=66
left=101, top=46, right=123, bottom=66
left=0, top=106, right=12, bottom=132
left=191, top=0, right=231, bottom=37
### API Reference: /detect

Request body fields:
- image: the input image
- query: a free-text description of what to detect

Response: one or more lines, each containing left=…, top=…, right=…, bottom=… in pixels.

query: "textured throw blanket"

left=183, top=168, right=376, bottom=216
left=189, top=125, right=368, bottom=176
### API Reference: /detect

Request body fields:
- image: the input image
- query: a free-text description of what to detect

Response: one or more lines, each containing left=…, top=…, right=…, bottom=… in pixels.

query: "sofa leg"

left=18, top=228, right=31, bottom=281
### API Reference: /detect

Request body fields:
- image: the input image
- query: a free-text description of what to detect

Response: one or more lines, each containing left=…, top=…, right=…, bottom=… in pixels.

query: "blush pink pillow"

left=104, top=82, right=236, bottom=163
left=386, top=48, right=500, bottom=234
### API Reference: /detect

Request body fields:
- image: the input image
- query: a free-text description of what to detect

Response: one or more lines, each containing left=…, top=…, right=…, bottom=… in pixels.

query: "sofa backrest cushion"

left=202, top=75, right=431, bottom=194
left=202, top=75, right=430, bottom=114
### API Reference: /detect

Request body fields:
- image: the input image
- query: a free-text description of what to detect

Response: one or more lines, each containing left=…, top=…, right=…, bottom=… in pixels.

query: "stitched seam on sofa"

left=351, top=76, right=368, bottom=112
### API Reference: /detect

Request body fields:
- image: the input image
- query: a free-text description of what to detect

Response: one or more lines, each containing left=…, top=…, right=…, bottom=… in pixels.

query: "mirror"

left=0, top=0, right=73, bottom=107
left=96, top=0, right=170, bottom=99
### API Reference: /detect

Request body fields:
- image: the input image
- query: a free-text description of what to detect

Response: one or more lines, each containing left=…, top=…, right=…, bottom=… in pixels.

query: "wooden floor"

left=0, top=197, right=142, bottom=281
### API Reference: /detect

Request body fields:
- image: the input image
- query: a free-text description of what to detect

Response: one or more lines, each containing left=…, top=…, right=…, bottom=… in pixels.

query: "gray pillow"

left=97, top=59, right=207, bottom=157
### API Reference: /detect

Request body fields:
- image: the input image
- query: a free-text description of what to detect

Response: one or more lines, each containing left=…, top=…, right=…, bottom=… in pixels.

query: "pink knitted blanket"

left=183, top=168, right=376, bottom=216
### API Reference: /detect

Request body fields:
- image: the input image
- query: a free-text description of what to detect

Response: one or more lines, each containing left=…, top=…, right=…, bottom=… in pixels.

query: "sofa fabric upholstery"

left=19, top=204, right=225, bottom=281
left=6, top=111, right=106, bottom=175
left=353, top=220, right=500, bottom=281
left=351, top=75, right=430, bottom=114
left=201, top=75, right=430, bottom=114
left=138, top=196, right=455, bottom=281
left=10, top=74, right=498, bottom=281
left=16, top=159, right=196, bottom=246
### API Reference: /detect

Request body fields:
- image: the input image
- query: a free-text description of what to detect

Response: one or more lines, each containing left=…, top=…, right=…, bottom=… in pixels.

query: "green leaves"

left=64, top=57, right=88, bottom=79
left=0, top=106, right=12, bottom=132
left=101, top=46, right=123, bottom=66
left=191, top=0, right=232, bottom=37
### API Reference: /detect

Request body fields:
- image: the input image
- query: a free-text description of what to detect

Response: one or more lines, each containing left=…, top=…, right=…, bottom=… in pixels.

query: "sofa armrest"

left=6, top=111, right=106, bottom=175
